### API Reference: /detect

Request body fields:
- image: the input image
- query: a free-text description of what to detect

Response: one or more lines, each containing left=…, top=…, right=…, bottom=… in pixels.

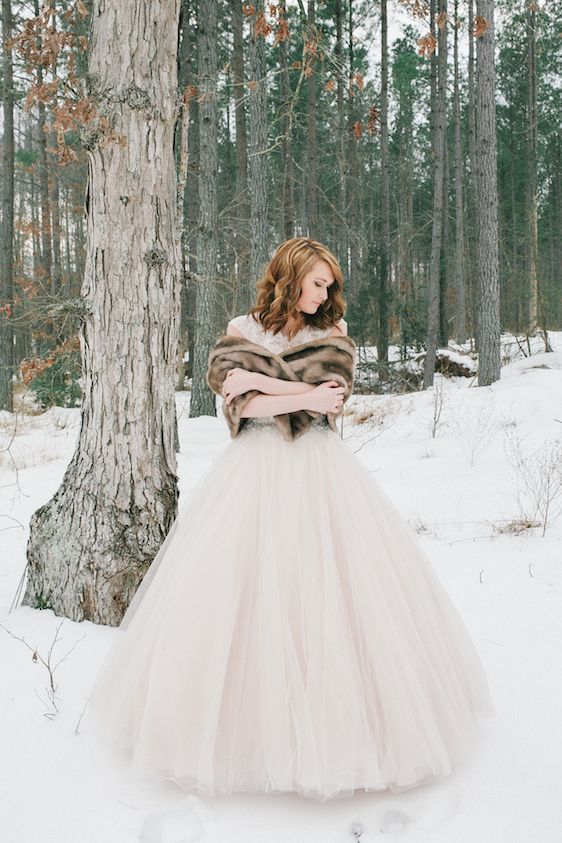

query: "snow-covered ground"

left=1, top=333, right=561, bottom=843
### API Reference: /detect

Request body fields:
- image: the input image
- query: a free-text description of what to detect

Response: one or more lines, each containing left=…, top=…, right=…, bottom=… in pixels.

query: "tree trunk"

left=231, top=0, right=251, bottom=311
left=346, top=1, right=360, bottom=299
left=184, top=0, right=199, bottom=382
left=176, top=0, right=191, bottom=392
left=247, top=1, right=269, bottom=286
left=423, top=0, right=448, bottom=388
left=306, top=0, right=318, bottom=235
left=475, top=0, right=500, bottom=385
left=1, top=0, right=15, bottom=412
left=453, top=0, right=467, bottom=344
left=439, top=120, right=449, bottom=346
left=467, top=0, right=479, bottom=348
left=190, top=0, right=218, bottom=418
left=335, top=0, right=347, bottom=278
left=526, top=0, right=538, bottom=334
left=49, top=7, right=62, bottom=307
left=279, top=0, right=295, bottom=241
left=21, top=0, right=183, bottom=625
left=33, top=0, right=53, bottom=313
left=378, top=0, right=390, bottom=363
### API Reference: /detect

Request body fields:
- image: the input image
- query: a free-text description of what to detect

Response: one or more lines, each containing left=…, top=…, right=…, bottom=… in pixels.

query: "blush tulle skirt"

left=86, top=417, right=495, bottom=800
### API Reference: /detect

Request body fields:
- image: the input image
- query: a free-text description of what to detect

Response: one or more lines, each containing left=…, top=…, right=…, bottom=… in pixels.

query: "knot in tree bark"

left=144, top=248, right=167, bottom=267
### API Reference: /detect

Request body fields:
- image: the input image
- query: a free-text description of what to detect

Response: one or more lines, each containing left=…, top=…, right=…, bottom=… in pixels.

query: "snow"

left=1, top=332, right=561, bottom=842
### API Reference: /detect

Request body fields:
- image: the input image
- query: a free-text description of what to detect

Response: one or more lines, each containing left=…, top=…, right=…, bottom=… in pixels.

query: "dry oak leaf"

left=474, top=15, right=490, bottom=37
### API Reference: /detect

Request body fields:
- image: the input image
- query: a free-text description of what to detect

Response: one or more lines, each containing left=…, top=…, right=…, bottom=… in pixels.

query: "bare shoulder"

left=226, top=314, right=246, bottom=337
left=330, top=317, right=348, bottom=337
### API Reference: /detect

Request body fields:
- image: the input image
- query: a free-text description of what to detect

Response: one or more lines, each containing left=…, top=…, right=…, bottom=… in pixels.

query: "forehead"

left=307, top=260, right=334, bottom=282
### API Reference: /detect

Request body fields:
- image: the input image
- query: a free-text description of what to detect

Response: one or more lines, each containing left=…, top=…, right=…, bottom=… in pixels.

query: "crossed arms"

left=225, top=322, right=347, bottom=418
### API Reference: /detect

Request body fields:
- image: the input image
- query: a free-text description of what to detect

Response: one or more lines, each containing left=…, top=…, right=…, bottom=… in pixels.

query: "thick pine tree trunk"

left=21, top=0, right=182, bottom=625
left=475, top=0, right=500, bottom=385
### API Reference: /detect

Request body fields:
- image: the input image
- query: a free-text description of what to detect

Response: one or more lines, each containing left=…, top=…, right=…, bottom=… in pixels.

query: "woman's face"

left=297, top=259, right=335, bottom=314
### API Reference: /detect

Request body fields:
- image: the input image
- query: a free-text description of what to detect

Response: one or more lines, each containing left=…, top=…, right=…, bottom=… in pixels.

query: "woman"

left=87, top=236, right=495, bottom=801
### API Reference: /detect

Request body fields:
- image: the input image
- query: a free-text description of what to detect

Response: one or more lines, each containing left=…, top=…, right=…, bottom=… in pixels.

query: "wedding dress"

left=86, top=313, right=495, bottom=801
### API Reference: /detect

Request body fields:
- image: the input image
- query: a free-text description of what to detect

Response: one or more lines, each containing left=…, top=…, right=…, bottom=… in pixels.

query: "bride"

left=86, top=236, right=495, bottom=801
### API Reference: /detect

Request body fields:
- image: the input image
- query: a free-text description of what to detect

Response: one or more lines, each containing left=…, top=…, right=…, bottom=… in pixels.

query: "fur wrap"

left=206, top=334, right=358, bottom=441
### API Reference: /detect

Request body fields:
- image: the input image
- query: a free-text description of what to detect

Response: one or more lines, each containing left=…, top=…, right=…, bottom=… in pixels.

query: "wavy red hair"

left=248, top=237, right=346, bottom=341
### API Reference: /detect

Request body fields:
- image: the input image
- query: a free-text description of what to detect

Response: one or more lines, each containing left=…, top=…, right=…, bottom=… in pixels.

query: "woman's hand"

left=302, top=381, right=345, bottom=415
left=222, top=368, right=259, bottom=405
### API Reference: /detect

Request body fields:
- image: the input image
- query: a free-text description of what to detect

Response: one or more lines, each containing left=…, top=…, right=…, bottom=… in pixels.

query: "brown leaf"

left=474, top=15, right=490, bottom=37
left=275, top=17, right=289, bottom=44
left=255, top=10, right=272, bottom=36
left=417, top=32, right=437, bottom=57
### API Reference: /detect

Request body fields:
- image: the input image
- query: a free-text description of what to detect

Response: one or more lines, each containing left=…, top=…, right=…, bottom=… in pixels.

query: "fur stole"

left=206, top=334, right=357, bottom=441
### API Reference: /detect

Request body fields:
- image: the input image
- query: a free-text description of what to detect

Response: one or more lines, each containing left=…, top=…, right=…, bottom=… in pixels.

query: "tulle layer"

left=87, top=417, right=495, bottom=801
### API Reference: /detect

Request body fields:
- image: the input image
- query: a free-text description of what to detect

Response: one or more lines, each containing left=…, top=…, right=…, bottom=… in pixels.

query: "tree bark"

left=453, top=0, right=467, bottom=343
left=22, top=0, right=183, bottom=625
left=526, top=0, right=538, bottom=334
left=279, top=0, right=295, bottom=241
left=190, top=0, right=218, bottom=418
left=33, top=0, right=53, bottom=309
left=231, top=0, right=251, bottom=311
left=247, top=1, right=269, bottom=287
left=306, top=0, right=318, bottom=235
left=346, top=1, right=360, bottom=299
left=423, top=0, right=448, bottom=388
left=378, top=0, right=390, bottom=363
left=1, top=0, right=15, bottom=412
left=475, top=0, right=501, bottom=385
left=467, top=0, right=479, bottom=347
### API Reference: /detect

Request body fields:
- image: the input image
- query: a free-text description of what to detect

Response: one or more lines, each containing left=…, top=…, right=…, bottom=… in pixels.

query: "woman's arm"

left=238, top=319, right=348, bottom=397
left=239, top=392, right=310, bottom=418
left=254, top=373, right=316, bottom=396
left=226, top=322, right=314, bottom=397
left=224, top=319, right=348, bottom=412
